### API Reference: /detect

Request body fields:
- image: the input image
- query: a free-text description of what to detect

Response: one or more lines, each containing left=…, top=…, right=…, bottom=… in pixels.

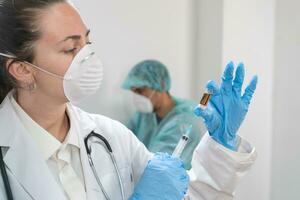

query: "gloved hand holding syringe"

left=170, top=91, right=211, bottom=200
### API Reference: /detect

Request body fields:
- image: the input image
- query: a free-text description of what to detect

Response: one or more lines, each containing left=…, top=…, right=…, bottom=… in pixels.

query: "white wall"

left=221, top=0, right=300, bottom=199
left=222, top=1, right=275, bottom=199
left=272, top=0, right=300, bottom=199
left=194, top=0, right=223, bottom=100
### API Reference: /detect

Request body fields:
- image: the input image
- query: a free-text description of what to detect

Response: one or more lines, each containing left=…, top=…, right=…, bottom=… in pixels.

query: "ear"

left=6, top=60, right=35, bottom=83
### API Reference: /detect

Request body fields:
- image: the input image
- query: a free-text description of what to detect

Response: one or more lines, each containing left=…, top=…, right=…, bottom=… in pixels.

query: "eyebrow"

left=58, top=29, right=90, bottom=44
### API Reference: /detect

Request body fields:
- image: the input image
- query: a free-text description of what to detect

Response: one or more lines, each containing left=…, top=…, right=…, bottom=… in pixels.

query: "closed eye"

left=64, top=48, right=77, bottom=54
left=63, top=40, right=92, bottom=54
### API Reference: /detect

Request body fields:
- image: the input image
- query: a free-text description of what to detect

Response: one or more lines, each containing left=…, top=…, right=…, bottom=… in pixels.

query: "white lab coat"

left=0, top=93, right=257, bottom=200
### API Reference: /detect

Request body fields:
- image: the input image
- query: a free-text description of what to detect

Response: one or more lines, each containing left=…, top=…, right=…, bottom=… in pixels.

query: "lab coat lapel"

left=79, top=136, right=104, bottom=199
left=68, top=104, right=103, bottom=199
left=0, top=95, right=67, bottom=200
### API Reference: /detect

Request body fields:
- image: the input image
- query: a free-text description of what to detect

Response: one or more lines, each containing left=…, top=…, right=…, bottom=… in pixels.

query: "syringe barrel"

left=172, top=135, right=189, bottom=157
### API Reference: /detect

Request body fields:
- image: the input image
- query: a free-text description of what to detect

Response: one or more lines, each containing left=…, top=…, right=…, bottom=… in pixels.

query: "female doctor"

left=0, top=0, right=258, bottom=200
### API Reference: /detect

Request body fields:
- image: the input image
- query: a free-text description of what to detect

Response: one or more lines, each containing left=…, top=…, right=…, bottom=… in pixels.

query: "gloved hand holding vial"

left=194, top=61, right=258, bottom=150
left=130, top=61, right=258, bottom=200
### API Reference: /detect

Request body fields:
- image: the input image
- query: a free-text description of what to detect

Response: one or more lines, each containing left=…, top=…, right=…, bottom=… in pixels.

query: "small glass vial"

left=199, top=92, right=211, bottom=109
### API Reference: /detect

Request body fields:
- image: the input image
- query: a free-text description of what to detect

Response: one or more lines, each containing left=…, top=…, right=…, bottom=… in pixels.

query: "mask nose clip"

left=81, top=52, right=95, bottom=64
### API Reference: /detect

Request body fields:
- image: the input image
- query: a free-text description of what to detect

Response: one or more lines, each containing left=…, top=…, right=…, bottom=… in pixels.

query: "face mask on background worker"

left=0, top=44, right=104, bottom=105
left=132, top=91, right=155, bottom=113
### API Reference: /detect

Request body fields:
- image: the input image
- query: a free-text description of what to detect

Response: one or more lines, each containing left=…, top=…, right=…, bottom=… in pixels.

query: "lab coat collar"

left=66, top=103, right=97, bottom=138
left=0, top=91, right=102, bottom=199
left=9, top=94, right=62, bottom=160
left=0, top=91, right=67, bottom=200
left=0, top=93, right=16, bottom=147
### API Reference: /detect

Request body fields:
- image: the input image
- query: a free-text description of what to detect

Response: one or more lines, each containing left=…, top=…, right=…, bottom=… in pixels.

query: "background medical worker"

left=0, top=0, right=258, bottom=199
left=122, top=59, right=205, bottom=169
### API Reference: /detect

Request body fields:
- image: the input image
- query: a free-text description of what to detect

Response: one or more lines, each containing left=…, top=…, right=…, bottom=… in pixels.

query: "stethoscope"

left=0, top=147, right=13, bottom=200
left=0, top=131, right=125, bottom=200
left=84, top=131, right=125, bottom=200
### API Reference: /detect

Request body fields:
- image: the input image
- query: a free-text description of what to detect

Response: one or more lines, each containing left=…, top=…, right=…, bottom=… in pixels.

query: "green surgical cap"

left=122, top=59, right=171, bottom=92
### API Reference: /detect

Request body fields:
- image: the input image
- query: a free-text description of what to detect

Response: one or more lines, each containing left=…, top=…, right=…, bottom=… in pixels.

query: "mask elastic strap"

left=149, top=90, right=156, bottom=100
left=23, top=61, right=65, bottom=80
left=0, top=52, right=16, bottom=59
left=80, top=52, right=95, bottom=64
left=0, top=52, right=66, bottom=80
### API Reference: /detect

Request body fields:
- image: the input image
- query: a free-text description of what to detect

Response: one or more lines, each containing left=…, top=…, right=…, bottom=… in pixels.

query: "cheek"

left=151, top=93, right=160, bottom=105
left=33, top=50, right=74, bottom=97
left=141, top=90, right=151, bottom=97
left=53, top=57, right=72, bottom=76
left=33, top=40, right=73, bottom=77
left=151, top=97, right=157, bottom=106
left=36, top=53, right=73, bottom=77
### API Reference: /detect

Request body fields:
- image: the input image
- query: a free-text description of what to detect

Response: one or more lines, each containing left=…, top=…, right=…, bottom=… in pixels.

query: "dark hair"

left=0, top=0, right=67, bottom=102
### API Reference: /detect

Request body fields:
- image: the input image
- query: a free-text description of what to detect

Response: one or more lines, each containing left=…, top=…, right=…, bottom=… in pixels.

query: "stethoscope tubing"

left=0, top=148, right=14, bottom=200
left=0, top=130, right=125, bottom=200
left=84, top=131, right=125, bottom=200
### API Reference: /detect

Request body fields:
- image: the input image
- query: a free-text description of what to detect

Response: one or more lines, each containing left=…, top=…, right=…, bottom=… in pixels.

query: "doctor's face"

left=29, top=2, right=90, bottom=103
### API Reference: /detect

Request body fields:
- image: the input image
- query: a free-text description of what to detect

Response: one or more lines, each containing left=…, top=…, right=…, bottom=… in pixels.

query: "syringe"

left=172, top=135, right=189, bottom=157
left=172, top=125, right=192, bottom=158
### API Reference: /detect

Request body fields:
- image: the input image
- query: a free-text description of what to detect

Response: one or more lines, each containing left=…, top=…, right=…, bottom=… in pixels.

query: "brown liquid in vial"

left=200, top=93, right=211, bottom=106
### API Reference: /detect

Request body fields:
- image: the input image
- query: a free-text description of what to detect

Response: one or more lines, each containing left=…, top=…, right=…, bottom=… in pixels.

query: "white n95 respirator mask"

left=62, top=44, right=104, bottom=104
left=132, top=92, right=155, bottom=113
left=0, top=44, right=104, bottom=105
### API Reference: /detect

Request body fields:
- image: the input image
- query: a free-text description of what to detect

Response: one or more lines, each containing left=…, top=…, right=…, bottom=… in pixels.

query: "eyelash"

left=64, top=41, right=93, bottom=54
left=64, top=48, right=77, bottom=54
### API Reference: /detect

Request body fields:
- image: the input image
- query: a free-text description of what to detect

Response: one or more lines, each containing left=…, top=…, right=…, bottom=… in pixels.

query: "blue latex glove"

left=129, top=153, right=189, bottom=200
left=194, top=62, right=258, bottom=151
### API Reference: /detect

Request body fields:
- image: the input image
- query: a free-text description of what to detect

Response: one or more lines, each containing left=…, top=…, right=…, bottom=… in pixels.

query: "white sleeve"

left=187, top=132, right=257, bottom=200
left=124, top=128, right=154, bottom=185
